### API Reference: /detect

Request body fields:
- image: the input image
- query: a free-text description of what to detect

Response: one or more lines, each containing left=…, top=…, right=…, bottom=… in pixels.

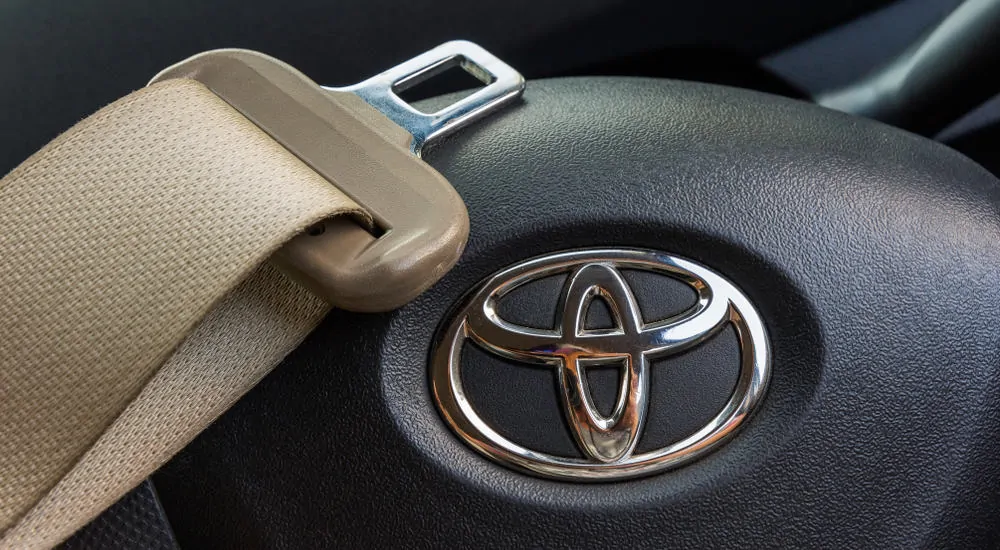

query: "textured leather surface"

left=60, top=481, right=178, bottom=550
left=155, top=77, right=1000, bottom=548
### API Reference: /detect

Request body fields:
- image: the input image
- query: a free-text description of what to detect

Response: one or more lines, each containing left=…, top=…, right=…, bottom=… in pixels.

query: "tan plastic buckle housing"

left=151, top=42, right=524, bottom=311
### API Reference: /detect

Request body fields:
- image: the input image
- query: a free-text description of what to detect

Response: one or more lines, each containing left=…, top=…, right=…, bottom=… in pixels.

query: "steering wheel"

left=151, top=76, right=1000, bottom=547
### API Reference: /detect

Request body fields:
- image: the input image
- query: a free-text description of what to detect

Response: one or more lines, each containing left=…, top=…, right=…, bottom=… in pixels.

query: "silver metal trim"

left=327, top=40, right=525, bottom=156
left=430, top=248, right=771, bottom=481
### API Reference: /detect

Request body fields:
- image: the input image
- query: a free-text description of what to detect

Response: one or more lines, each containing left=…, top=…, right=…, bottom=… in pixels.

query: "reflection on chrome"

left=431, top=248, right=771, bottom=481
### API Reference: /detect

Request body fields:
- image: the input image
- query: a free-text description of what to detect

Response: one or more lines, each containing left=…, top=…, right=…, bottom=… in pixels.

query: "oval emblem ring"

left=431, top=249, right=771, bottom=481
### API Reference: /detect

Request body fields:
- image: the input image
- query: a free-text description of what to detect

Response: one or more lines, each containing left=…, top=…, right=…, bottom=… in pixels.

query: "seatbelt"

left=0, top=42, right=523, bottom=549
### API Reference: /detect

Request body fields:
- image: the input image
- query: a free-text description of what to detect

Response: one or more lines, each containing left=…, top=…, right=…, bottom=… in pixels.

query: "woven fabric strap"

left=0, top=79, right=365, bottom=547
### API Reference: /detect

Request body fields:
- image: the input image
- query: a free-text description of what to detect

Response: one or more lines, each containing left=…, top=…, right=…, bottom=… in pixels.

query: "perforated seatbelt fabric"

left=0, top=79, right=366, bottom=547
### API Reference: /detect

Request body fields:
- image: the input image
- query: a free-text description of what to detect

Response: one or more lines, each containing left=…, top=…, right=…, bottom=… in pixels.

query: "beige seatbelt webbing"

left=0, top=42, right=522, bottom=549
left=0, top=79, right=366, bottom=546
left=2, top=264, right=332, bottom=549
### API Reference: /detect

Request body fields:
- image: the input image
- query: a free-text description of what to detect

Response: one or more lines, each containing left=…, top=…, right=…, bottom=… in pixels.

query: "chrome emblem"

left=431, top=249, right=770, bottom=481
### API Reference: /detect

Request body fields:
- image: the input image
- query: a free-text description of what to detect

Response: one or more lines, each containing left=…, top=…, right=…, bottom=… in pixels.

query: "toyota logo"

left=431, top=248, right=770, bottom=481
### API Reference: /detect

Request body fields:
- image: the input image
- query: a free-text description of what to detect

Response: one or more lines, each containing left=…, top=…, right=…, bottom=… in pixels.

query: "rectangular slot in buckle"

left=329, top=41, right=525, bottom=155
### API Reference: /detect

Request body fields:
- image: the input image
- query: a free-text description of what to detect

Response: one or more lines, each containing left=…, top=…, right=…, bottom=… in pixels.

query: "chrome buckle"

left=328, top=41, right=525, bottom=156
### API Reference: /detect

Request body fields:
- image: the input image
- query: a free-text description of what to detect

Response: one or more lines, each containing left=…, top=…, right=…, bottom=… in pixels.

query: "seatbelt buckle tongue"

left=151, top=41, right=525, bottom=311
left=329, top=40, right=526, bottom=156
